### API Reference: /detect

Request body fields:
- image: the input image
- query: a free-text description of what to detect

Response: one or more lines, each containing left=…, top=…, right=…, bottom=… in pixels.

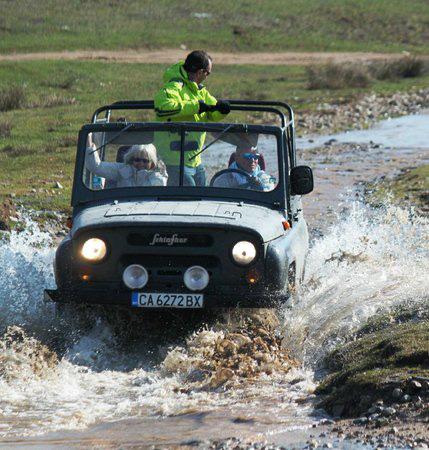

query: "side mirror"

left=290, top=166, right=313, bottom=195
left=170, top=141, right=199, bottom=151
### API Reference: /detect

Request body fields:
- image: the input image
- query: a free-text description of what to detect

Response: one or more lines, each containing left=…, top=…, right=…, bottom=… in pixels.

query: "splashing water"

left=0, top=202, right=427, bottom=439
left=0, top=219, right=55, bottom=331
left=282, top=201, right=429, bottom=365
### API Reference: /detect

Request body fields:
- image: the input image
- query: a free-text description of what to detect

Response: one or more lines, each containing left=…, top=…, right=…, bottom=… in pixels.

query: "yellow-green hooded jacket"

left=154, top=62, right=225, bottom=167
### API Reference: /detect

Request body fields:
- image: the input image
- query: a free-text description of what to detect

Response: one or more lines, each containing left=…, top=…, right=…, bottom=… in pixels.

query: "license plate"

left=131, top=292, right=204, bottom=308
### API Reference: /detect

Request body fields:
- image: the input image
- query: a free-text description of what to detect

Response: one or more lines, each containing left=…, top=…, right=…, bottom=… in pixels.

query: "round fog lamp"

left=232, top=241, right=256, bottom=265
left=81, top=238, right=107, bottom=262
left=123, top=264, right=148, bottom=289
left=184, top=266, right=209, bottom=291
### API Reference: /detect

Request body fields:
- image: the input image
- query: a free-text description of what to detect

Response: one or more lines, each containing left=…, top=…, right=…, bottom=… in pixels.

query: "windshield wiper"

left=88, top=123, right=133, bottom=155
left=188, top=124, right=235, bottom=161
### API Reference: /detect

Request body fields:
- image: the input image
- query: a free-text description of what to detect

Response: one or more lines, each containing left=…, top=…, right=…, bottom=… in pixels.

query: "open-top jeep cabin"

left=45, top=100, right=313, bottom=310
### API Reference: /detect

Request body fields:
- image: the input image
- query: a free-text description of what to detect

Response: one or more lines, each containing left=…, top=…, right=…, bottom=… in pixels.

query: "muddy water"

left=0, top=112, right=428, bottom=448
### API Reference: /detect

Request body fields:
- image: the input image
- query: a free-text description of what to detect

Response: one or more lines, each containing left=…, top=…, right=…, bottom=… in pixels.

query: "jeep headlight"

left=232, top=241, right=256, bottom=265
left=81, top=238, right=107, bottom=262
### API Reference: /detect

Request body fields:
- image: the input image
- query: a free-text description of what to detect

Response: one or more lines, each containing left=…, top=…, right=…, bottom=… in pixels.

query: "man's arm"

left=154, top=81, right=200, bottom=119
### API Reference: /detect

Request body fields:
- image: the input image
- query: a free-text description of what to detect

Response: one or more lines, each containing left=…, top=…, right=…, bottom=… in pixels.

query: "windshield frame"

left=72, top=122, right=288, bottom=210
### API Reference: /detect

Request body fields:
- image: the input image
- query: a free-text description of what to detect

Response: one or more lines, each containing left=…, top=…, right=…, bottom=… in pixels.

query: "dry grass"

left=305, top=56, right=426, bottom=90
left=0, top=85, right=26, bottom=111
left=0, top=121, right=12, bottom=138
left=370, top=55, right=427, bottom=80
left=306, top=62, right=372, bottom=90
left=34, top=94, right=77, bottom=108
left=2, top=145, right=35, bottom=157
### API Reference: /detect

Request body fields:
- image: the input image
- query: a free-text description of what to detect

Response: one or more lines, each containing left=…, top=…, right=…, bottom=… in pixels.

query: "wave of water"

left=0, top=202, right=427, bottom=438
left=0, top=220, right=55, bottom=331
left=282, top=201, right=429, bottom=365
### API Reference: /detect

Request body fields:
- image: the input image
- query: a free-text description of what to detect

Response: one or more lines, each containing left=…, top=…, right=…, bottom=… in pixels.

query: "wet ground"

left=0, top=112, right=428, bottom=448
left=298, top=110, right=429, bottom=226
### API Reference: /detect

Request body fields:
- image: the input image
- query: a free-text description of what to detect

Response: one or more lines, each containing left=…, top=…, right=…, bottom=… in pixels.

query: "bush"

left=370, top=55, right=426, bottom=80
left=0, top=85, right=26, bottom=111
left=306, top=62, right=372, bottom=90
left=0, top=121, right=12, bottom=138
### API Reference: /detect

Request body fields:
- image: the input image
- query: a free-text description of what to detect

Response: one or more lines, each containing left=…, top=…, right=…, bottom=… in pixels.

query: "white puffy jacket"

left=85, top=147, right=167, bottom=187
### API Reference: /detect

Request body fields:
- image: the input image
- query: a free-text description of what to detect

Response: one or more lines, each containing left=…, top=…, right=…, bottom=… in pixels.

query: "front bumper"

left=44, top=287, right=287, bottom=308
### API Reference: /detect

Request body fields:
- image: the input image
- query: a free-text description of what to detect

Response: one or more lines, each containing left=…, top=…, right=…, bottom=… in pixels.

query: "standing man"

left=154, top=50, right=230, bottom=186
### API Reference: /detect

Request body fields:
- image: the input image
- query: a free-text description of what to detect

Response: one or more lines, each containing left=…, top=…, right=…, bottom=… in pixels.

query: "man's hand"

left=199, top=100, right=231, bottom=115
left=198, top=101, right=216, bottom=113
left=215, top=100, right=231, bottom=115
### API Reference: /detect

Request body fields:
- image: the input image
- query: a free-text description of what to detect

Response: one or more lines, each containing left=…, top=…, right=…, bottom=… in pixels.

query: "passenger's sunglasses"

left=242, top=152, right=260, bottom=161
left=202, top=68, right=211, bottom=76
left=132, top=158, right=150, bottom=163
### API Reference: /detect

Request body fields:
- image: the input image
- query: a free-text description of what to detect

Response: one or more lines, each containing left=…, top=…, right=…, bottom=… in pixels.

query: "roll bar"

left=90, top=99, right=297, bottom=166
left=91, top=100, right=293, bottom=128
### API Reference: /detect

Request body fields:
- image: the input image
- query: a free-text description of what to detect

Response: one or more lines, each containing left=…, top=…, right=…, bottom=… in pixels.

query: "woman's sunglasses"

left=242, top=152, right=260, bottom=161
left=132, top=158, right=150, bottom=163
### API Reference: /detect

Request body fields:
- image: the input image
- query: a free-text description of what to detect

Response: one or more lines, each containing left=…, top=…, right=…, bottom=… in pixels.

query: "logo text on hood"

left=149, top=233, right=188, bottom=246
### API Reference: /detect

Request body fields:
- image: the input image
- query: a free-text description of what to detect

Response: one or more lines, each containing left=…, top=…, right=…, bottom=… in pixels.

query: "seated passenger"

left=213, top=145, right=275, bottom=191
left=86, top=136, right=168, bottom=187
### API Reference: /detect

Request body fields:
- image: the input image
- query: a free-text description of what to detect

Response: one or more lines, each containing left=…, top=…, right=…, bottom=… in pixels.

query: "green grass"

left=0, top=59, right=428, bottom=213
left=317, top=320, right=429, bottom=417
left=1, top=0, right=429, bottom=54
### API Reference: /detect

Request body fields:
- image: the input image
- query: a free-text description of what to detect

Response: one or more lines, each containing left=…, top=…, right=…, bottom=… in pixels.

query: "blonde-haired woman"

left=86, top=138, right=168, bottom=187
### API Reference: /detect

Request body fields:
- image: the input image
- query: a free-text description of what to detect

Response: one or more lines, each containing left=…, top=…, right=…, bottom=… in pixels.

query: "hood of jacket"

left=162, top=61, right=185, bottom=83
left=162, top=61, right=202, bottom=92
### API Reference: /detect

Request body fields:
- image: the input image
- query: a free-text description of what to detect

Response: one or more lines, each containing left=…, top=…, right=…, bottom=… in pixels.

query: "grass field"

left=0, top=59, right=428, bottom=214
left=1, top=0, right=428, bottom=54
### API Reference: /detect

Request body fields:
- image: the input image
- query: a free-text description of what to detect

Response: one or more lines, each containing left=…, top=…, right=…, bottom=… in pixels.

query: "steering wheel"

left=210, top=168, right=264, bottom=191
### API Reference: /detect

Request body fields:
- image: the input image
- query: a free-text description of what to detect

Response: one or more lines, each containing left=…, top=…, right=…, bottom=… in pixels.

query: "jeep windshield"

left=81, top=123, right=282, bottom=194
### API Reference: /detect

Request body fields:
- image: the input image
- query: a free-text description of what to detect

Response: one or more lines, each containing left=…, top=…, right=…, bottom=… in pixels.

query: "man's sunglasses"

left=242, top=153, right=260, bottom=161
left=132, top=158, right=150, bottom=163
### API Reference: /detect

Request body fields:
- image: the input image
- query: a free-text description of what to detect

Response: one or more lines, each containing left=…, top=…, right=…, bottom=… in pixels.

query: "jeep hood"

left=72, top=200, right=286, bottom=242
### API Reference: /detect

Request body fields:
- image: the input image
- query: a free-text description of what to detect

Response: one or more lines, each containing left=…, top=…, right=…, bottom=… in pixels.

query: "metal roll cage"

left=91, top=99, right=297, bottom=167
